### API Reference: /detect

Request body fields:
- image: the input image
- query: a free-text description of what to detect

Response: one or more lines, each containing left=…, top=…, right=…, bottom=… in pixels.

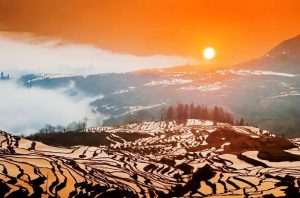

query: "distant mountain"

left=133, top=64, right=227, bottom=74
left=17, top=35, right=300, bottom=137
left=135, top=34, right=300, bottom=74
left=268, top=34, right=300, bottom=59
left=20, top=73, right=158, bottom=96
left=1, top=120, right=300, bottom=197
left=236, top=34, right=300, bottom=73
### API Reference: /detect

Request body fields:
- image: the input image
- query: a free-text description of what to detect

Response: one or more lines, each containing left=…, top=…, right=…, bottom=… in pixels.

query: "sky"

left=0, top=0, right=300, bottom=72
left=0, top=34, right=197, bottom=74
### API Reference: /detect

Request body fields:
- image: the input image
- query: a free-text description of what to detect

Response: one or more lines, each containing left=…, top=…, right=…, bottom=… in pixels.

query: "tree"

left=218, top=107, right=225, bottom=122
left=195, top=105, right=202, bottom=119
left=213, top=106, right=219, bottom=122
left=235, top=120, right=239, bottom=126
left=177, top=104, right=184, bottom=120
left=239, top=118, right=245, bottom=126
left=166, top=106, right=173, bottom=120
left=44, top=124, right=56, bottom=133
left=183, top=104, right=189, bottom=120
left=159, top=103, right=243, bottom=125
left=56, top=125, right=65, bottom=132
left=202, top=107, right=209, bottom=120
left=190, top=103, right=196, bottom=118
left=226, top=113, right=234, bottom=125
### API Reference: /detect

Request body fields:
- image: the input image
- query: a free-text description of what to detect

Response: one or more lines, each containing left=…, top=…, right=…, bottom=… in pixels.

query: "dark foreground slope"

left=1, top=120, right=300, bottom=197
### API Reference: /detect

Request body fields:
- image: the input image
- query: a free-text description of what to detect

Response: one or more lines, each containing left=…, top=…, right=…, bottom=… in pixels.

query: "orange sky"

left=0, top=0, right=300, bottom=65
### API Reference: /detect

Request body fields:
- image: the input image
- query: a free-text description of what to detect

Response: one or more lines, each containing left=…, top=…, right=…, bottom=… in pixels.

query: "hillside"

left=17, top=34, right=300, bottom=136
left=236, top=34, right=300, bottom=73
left=1, top=120, right=300, bottom=197
left=135, top=34, right=300, bottom=74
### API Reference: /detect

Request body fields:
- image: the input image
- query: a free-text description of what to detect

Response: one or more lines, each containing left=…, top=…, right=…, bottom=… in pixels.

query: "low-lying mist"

left=0, top=80, right=105, bottom=135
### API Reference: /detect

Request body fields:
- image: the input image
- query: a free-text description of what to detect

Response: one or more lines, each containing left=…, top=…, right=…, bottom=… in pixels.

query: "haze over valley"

left=2, top=34, right=298, bottom=137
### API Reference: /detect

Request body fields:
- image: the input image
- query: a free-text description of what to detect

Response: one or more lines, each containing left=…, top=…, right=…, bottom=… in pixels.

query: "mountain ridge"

left=132, top=34, right=300, bottom=74
left=14, top=33, right=300, bottom=137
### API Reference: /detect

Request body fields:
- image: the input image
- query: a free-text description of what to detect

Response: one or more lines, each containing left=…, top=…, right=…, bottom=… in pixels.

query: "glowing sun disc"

left=203, top=47, right=215, bottom=60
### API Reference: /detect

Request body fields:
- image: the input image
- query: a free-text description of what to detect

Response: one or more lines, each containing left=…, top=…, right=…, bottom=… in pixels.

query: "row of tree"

left=0, top=71, right=9, bottom=80
left=161, top=103, right=246, bottom=125
left=37, top=104, right=247, bottom=134
left=38, top=119, right=87, bottom=133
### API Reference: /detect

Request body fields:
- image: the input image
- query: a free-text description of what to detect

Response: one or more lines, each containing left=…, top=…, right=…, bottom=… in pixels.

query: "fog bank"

left=0, top=80, right=105, bottom=135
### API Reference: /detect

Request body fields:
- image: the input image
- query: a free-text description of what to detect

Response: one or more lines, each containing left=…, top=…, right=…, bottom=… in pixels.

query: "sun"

left=203, top=47, right=216, bottom=60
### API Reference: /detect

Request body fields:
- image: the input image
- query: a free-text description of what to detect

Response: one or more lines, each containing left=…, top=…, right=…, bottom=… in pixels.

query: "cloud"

left=0, top=80, right=105, bottom=135
left=1, top=0, right=300, bottom=64
left=0, top=34, right=198, bottom=74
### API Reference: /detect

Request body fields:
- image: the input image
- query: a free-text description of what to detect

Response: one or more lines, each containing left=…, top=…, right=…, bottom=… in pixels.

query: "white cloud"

left=0, top=33, right=198, bottom=134
left=0, top=34, right=198, bottom=75
left=0, top=80, right=105, bottom=135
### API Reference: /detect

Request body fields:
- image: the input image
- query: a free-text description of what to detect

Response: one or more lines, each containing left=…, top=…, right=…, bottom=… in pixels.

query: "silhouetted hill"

left=236, top=34, right=300, bottom=73
left=268, top=34, right=300, bottom=59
